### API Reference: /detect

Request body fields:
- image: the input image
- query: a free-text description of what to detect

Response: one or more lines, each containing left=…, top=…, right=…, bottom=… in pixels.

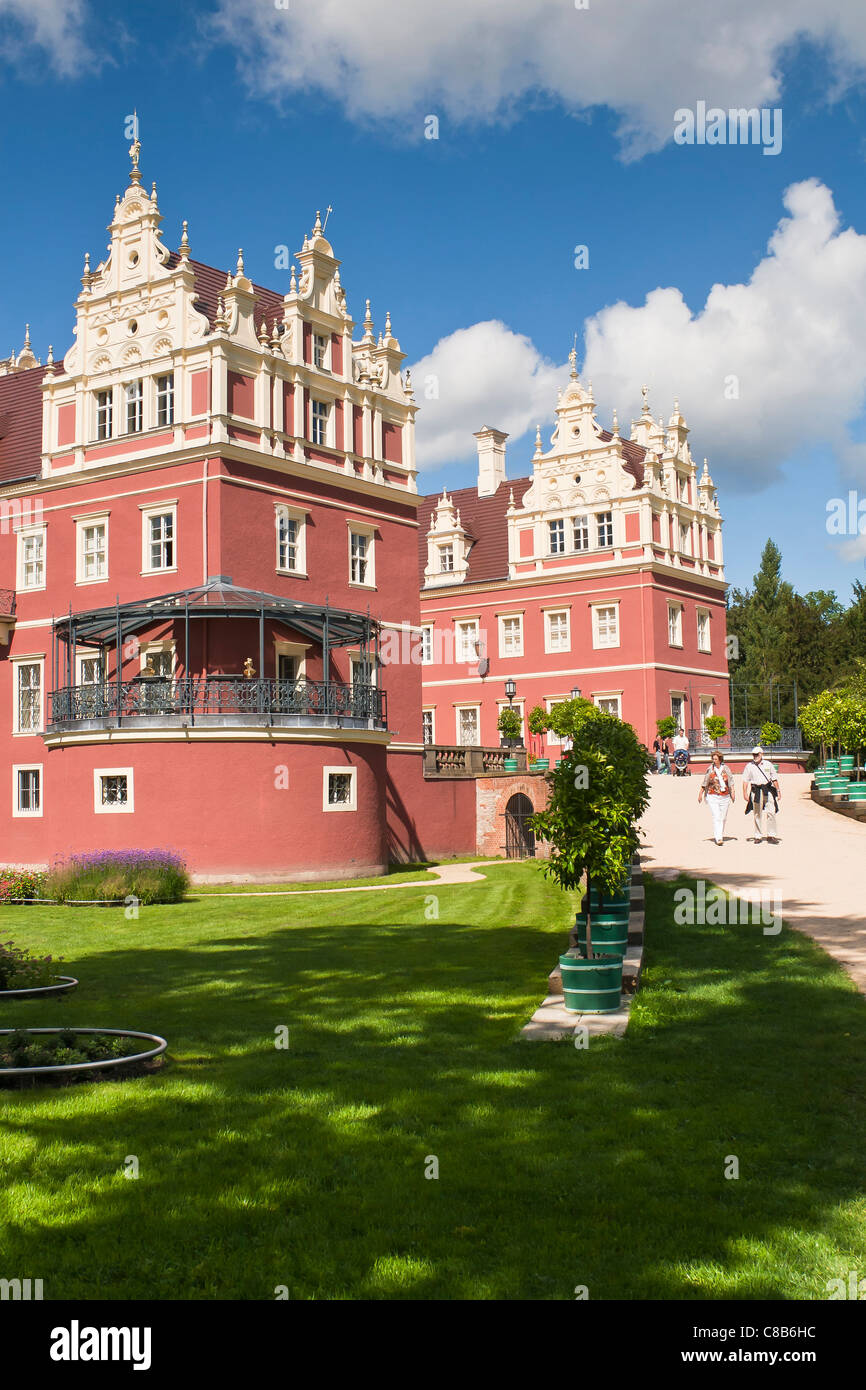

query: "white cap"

left=752, top=745, right=763, bottom=755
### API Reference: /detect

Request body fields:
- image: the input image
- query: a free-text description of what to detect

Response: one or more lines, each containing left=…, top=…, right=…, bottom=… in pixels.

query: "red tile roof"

left=170, top=255, right=287, bottom=331
left=0, top=366, right=50, bottom=486
left=418, top=478, right=533, bottom=585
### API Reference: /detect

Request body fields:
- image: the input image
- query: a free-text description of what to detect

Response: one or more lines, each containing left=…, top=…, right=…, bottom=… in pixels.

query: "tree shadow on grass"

left=1, top=879, right=865, bottom=1300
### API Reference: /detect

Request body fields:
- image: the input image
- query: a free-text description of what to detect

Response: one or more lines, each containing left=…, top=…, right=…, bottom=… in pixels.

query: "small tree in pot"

left=527, top=704, right=549, bottom=763
left=705, top=714, right=727, bottom=749
left=497, top=705, right=523, bottom=748
left=530, top=699, right=650, bottom=964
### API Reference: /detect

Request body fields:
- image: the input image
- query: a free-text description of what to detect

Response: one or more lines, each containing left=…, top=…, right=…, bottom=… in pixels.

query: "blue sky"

left=3, top=0, right=866, bottom=600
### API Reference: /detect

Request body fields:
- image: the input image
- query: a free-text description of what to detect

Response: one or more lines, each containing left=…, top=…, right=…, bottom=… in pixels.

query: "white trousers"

left=706, top=793, right=730, bottom=842
left=752, top=797, right=777, bottom=840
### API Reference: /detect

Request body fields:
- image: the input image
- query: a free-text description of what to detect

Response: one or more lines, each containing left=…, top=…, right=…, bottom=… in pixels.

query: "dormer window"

left=156, top=374, right=174, bottom=428
left=125, top=380, right=143, bottom=434
left=439, top=545, right=454, bottom=573
left=313, top=334, right=328, bottom=369
left=96, top=390, right=113, bottom=441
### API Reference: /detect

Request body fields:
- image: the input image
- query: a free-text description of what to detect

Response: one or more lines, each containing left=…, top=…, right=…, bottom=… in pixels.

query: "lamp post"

left=504, top=678, right=516, bottom=706
left=571, top=685, right=582, bottom=700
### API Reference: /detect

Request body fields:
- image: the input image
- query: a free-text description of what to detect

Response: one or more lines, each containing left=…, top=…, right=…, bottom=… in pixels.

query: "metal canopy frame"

left=51, top=577, right=379, bottom=697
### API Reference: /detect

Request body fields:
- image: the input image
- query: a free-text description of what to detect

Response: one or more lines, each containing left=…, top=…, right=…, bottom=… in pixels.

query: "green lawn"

left=1, top=865, right=865, bottom=1300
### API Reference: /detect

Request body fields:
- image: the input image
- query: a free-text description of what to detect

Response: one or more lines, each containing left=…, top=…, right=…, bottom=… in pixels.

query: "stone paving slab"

left=520, top=992, right=633, bottom=1040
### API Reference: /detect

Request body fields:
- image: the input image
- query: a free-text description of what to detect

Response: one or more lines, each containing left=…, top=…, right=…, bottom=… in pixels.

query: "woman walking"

left=698, top=751, right=734, bottom=845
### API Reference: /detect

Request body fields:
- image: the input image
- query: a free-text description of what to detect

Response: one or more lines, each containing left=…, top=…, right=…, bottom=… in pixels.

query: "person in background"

left=698, top=750, right=734, bottom=845
left=652, top=733, right=671, bottom=774
left=672, top=726, right=690, bottom=768
left=741, top=745, right=781, bottom=843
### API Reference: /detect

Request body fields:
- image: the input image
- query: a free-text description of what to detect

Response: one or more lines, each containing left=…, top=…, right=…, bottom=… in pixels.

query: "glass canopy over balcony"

left=48, top=577, right=386, bottom=733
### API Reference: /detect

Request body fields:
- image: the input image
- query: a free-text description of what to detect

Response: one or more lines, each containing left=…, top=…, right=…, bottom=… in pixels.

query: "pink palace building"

left=418, top=360, right=730, bottom=758
left=0, top=144, right=733, bottom=879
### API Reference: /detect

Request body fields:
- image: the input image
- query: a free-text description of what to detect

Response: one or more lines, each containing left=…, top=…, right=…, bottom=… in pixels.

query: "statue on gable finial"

left=129, top=111, right=142, bottom=184
left=569, top=334, right=578, bottom=379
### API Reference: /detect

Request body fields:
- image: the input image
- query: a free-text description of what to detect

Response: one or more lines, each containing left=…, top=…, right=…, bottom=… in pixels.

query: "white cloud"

left=409, top=321, right=565, bottom=470
left=210, top=0, right=866, bottom=157
left=411, top=181, right=866, bottom=491
left=0, top=0, right=90, bottom=76
left=582, top=179, right=866, bottom=488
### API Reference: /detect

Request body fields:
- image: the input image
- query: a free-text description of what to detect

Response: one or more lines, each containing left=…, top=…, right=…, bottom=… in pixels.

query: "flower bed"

left=47, top=849, right=190, bottom=905
left=0, top=1028, right=167, bottom=1084
left=0, top=868, right=48, bottom=903
left=0, top=939, right=64, bottom=992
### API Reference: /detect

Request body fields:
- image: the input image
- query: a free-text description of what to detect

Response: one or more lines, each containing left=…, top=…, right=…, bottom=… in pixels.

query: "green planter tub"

left=573, top=915, right=629, bottom=958
left=533, top=758, right=550, bottom=771
left=503, top=757, right=518, bottom=771
left=559, top=953, right=624, bottom=1013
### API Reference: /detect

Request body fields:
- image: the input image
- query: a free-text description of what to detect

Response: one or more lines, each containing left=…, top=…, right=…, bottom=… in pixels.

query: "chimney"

left=474, top=426, right=508, bottom=497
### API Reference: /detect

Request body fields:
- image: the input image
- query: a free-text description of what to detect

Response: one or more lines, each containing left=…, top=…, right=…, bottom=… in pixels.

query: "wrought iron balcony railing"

left=49, top=676, right=387, bottom=728
left=687, top=725, right=803, bottom=752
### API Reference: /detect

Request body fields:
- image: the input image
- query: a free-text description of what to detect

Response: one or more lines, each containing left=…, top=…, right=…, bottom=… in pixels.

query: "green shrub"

left=0, top=940, right=61, bottom=991
left=760, top=721, right=782, bottom=746
left=48, top=849, right=189, bottom=905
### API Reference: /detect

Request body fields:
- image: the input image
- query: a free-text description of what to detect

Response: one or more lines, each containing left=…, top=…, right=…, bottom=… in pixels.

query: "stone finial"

left=236, top=248, right=245, bottom=276
left=364, top=298, right=372, bottom=324
left=611, top=408, right=620, bottom=437
left=569, top=336, right=578, bottom=378
left=641, top=383, right=650, bottom=414
left=385, top=310, right=392, bottom=339
left=313, top=210, right=323, bottom=236
left=179, top=220, right=190, bottom=259
left=290, top=264, right=297, bottom=292
left=45, top=344, right=55, bottom=376
left=151, top=181, right=158, bottom=203
left=81, top=252, right=92, bottom=292
left=404, top=368, right=413, bottom=394
left=259, top=319, right=269, bottom=345
left=271, top=321, right=283, bottom=353
left=534, top=425, right=542, bottom=454
left=224, top=269, right=233, bottom=292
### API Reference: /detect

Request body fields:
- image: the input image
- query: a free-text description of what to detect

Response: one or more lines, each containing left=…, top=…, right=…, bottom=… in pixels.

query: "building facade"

left=0, top=143, right=475, bottom=880
left=418, top=358, right=730, bottom=754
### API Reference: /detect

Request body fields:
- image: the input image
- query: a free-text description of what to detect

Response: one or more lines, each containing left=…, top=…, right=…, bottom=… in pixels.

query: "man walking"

left=742, top=745, right=781, bottom=843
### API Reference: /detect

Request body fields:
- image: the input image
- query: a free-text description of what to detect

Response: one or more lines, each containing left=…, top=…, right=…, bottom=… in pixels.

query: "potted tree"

left=530, top=699, right=650, bottom=1012
left=497, top=706, right=523, bottom=748
left=760, top=721, right=781, bottom=749
left=705, top=714, right=727, bottom=749
left=527, top=704, right=550, bottom=770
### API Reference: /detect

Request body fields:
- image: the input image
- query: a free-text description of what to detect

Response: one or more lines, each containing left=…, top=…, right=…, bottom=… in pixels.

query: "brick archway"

left=475, top=774, right=551, bottom=858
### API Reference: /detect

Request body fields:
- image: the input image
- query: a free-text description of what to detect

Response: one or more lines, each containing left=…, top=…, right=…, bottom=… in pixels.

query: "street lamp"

left=504, top=678, right=517, bottom=706
left=571, top=685, right=582, bottom=699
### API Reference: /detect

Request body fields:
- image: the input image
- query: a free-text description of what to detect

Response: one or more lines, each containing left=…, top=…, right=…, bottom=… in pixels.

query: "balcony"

left=48, top=676, right=386, bottom=734
left=423, top=744, right=529, bottom=777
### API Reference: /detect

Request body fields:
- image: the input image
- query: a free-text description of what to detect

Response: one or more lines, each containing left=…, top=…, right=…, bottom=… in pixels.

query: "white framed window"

left=699, top=696, right=714, bottom=740
left=17, top=527, right=46, bottom=591
left=596, top=511, right=613, bottom=548
left=348, top=524, right=375, bottom=586
left=591, top=602, right=619, bottom=649
left=142, top=504, right=177, bottom=573
left=456, top=705, right=480, bottom=747
left=498, top=613, right=523, bottom=658
left=140, top=642, right=174, bottom=677
left=679, top=521, right=691, bottom=555
left=573, top=515, right=590, bottom=551
left=668, top=602, right=683, bottom=647
left=439, top=544, right=454, bottom=573
left=549, top=518, right=566, bottom=555
left=311, top=398, right=329, bottom=446
left=545, top=609, right=570, bottom=653
left=125, top=379, right=143, bottom=434
left=697, top=608, right=711, bottom=653
left=276, top=506, right=306, bottom=574
left=421, top=625, right=434, bottom=664
left=156, top=373, right=175, bottom=427
left=422, top=709, right=435, bottom=745
left=13, top=764, right=42, bottom=818
left=94, top=767, right=134, bottom=813
left=670, top=693, right=685, bottom=728
left=313, top=334, right=329, bottom=369
left=13, top=659, right=43, bottom=733
left=95, top=389, right=113, bottom=441
left=594, top=693, right=622, bottom=718
left=76, top=516, right=109, bottom=583
left=323, top=766, right=357, bottom=811
left=77, top=651, right=104, bottom=685
left=455, top=619, right=480, bottom=664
